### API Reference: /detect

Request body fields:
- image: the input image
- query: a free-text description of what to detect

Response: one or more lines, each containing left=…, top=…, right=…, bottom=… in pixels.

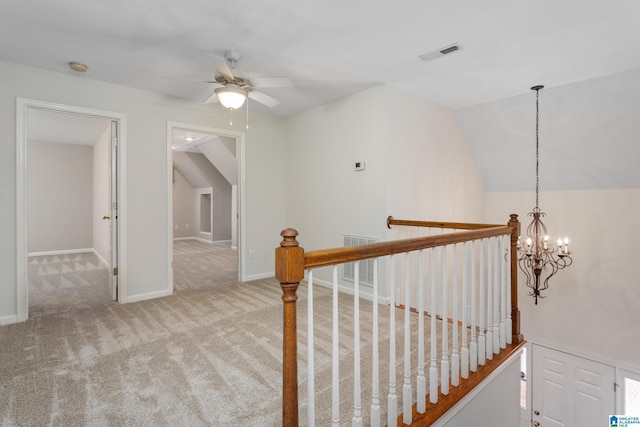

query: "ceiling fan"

left=172, top=50, right=292, bottom=110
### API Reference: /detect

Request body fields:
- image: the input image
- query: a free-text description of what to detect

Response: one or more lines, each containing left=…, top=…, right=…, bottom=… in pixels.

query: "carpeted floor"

left=28, top=251, right=111, bottom=317
left=172, top=240, right=238, bottom=291
left=2, top=241, right=447, bottom=426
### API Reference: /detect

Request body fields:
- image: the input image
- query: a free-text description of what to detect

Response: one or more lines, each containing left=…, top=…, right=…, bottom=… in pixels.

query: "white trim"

left=244, top=271, right=276, bottom=282
left=432, top=347, right=524, bottom=426
left=166, top=121, right=246, bottom=286
left=28, top=248, right=93, bottom=257
left=92, top=249, right=110, bottom=268
left=172, top=237, right=232, bottom=245
left=16, top=98, right=127, bottom=323
left=124, top=289, right=172, bottom=304
left=194, top=237, right=214, bottom=244
left=0, top=315, right=18, bottom=325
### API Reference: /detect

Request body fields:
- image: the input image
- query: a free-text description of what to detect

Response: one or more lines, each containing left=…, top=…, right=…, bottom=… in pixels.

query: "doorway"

left=16, top=98, right=126, bottom=322
left=166, top=122, right=244, bottom=292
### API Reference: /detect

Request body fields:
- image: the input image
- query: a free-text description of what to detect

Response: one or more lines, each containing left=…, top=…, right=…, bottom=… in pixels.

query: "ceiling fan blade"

left=204, top=92, right=219, bottom=104
left=204, top=52, right=235, bottom=80
left=248, top=90, right=280, bottom=108
left=250, top=77, right=293, bottom=88
left=161, top=75, right=218, bottom=84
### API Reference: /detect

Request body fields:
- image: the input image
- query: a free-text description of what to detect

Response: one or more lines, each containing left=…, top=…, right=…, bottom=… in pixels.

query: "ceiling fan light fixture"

left=215, top=84, right=247, bottom=109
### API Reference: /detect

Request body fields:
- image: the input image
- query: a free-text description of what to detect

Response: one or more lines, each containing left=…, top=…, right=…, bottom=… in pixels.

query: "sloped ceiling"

left=4, top=0, right=640, bottom=191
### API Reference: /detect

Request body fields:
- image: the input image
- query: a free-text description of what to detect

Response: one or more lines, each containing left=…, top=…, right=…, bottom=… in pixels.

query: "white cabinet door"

left=532, top=344, right=615, bottom=427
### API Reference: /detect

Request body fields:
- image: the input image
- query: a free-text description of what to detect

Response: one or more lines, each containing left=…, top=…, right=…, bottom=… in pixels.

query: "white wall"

left=285, top=84, right=487, bottom=301
left=172, top=168, right=196, bottom=239
left=384, top=86, right=486, bottom=224
left=93, top=125, right=111, bottom=265
left=184, top=152, right=232, bottom=241
left=27, top=140, right=93, bottom=253
left=487, top=189, right=640, bottom=371
left=1, top=59, right=286, bottom=321
left=437, top=352, right=522, bottom=427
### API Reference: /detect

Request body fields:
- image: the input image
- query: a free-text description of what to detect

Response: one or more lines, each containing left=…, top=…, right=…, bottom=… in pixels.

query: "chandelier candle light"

left=517, top=85, right=573, bottom=304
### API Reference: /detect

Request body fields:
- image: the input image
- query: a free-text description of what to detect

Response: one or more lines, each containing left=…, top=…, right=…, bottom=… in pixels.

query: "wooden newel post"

left=508, top=214, right=524, bottom=343
left=275, top=228, right=305, bottom=427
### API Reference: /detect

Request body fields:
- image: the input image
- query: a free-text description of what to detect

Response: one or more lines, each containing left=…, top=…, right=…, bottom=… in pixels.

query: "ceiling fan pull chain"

left=229, top=107, right=233, bottom=126
left=246, top=97, right=249, bottom=129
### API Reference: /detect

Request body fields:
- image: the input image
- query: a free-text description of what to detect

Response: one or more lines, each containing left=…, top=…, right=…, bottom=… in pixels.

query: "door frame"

left=166, top=121, right=246, bottom=289
left=16, top=98, right=127, bottom=322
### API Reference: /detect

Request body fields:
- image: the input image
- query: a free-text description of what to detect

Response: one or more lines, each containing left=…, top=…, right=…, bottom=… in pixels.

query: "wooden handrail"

left=305, top=226, right=512, bottom=270
left=387, top=215, right=504, bottom=230
left=275, top=215, right=522, bottom=426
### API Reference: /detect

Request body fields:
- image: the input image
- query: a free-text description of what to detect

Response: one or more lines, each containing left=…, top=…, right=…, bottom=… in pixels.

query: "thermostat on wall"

left=353, top=161, right=366, bottom=171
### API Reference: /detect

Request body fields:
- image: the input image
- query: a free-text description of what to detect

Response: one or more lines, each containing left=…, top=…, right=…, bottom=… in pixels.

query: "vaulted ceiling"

left=4, top=0, right=640, bottom=191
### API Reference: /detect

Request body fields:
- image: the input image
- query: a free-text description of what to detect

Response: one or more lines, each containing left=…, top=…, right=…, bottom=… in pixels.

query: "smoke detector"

left=418, top=43, right=463, bottom=62
left=69, top=61, right=88, bottom=73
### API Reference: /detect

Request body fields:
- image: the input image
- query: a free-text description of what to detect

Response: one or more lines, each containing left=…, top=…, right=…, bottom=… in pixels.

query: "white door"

left=532, top=344, right=615, bottom=427
left=110, top=120, right=119, bottom=300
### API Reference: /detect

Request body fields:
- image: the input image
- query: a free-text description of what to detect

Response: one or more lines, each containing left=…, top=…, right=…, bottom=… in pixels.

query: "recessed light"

left=185, top=137, right=194, bottom=142
left=69, top=61, right=88, bottom=73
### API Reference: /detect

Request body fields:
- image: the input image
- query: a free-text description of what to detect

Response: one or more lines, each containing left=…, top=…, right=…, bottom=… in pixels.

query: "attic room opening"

left=167, top=122, right=245, bottom=288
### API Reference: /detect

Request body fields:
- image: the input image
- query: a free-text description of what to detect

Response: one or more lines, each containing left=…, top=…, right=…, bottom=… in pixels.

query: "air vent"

left=418, top=43, right=463, bottom=62
left=343, top=235, right=378, bottom=287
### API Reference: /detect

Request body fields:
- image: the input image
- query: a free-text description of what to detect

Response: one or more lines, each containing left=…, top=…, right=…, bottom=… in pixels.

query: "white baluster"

left=506, top=235, right=513, bottom=345
left=441, top=246, right=450, bottom=395
left=451, top=243, right=460, bottom=387
left=478, top=239, right=486, bottom=367
left=371, top=259, right=380, bottom=427
left=429, top=247, right=438, bottom=403
left=417, top=250, right=426, bottom=413
left=486, top=238, right=494, bottom=361
left=493, top=238, right=501, bottom=354
left=308, top=270, right=316, bottom=426
left=387, top=255, right=397, bottom=427
left=461, top=241, right=470, bottom=379
left=403, top=252, right=412, bottom=425
left=332, top=266, right=340, bottom=426
left=470, top=240, right=478, bottom=373
left=426, top=229, right=433, bottom=315
left=353, top=264, right=363, bottom=427
left=499, top=236, right=507, bottom=350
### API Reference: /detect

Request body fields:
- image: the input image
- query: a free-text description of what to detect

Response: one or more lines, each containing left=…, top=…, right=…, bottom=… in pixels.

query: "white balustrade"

left=308, top=270, right=316, bottom=426
left=305, top=228, right=514, bottom=425
left=371, top=260, right=381, bottom=427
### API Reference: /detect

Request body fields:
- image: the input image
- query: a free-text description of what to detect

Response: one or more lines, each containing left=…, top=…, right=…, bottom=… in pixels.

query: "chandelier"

left=517, top=85, right=573, bottom=304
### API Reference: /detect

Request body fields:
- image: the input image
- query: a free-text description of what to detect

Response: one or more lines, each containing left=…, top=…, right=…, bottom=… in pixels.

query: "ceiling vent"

left=418, top=43, right=463, bottom=62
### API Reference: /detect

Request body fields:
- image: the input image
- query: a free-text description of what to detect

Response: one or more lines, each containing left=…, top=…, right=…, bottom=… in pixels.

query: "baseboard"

left=0, top=314, right=18, bottom=325
left=28, top=248, right=93, bottom=257
left=92, top=249, right=110, bottom=268
left=312, top=277, right=391, bottom=305
left=243, top=271, right=275, bottom=282
left=214, top=239, right=231, bottom=244
left=124, top=289, right=172, bottom=304
left=172, top=237, right=195, bottom=241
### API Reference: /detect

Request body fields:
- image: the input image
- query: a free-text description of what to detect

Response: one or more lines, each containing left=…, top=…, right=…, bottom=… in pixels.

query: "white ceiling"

left=6, top=0, right=640, bottom=192
left=3, top=0, right=640, bottom=117
left=28, top=109, right=111, bottom=145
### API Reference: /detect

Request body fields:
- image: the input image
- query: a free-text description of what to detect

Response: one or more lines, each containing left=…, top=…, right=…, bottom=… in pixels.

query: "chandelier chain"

left=535, top=87, right=540, bottom=209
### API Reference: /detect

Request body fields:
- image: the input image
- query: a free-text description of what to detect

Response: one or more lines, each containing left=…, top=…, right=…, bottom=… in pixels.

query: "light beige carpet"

left=3, top=242, right=451, bottom=426
left=172, top=240, right=238, bottom=291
